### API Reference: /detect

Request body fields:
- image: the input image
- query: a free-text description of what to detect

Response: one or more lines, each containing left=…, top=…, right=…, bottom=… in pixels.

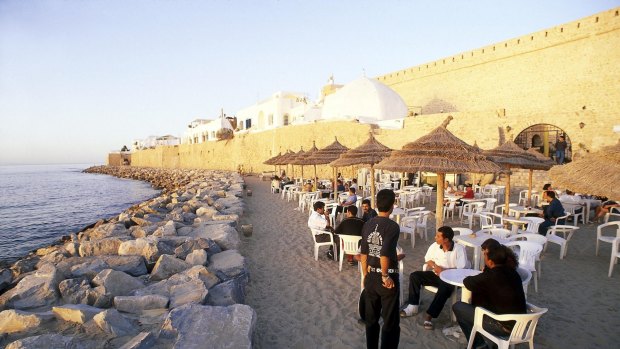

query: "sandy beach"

left=241, top=176, right=620, bottom=349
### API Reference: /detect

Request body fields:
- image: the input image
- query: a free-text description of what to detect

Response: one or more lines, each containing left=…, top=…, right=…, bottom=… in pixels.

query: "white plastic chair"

left=479, top=214, right=503, bottom=230
left=422, top=263, right=458, bottom=321
left=563, top=203, right=585, bottom=225
left=338, top=235, right=362, bottom=272
left=508, top=233, right=547, bottom=279
left=609, top=237, right=620, bottom=277
left=444, top=199, right=457, bottom=220
left=462, top=202, right=485, bottom=229
left=482, top=198, right=497, bottom=213
left=516, top=267, right=532, bottom=297
left=505, top=241, right=543, bottom=292
left=545, top=225, right=579, bottom=259
left=309, top=228, right=335, bottom=261
left=466, top=303, right=548, bottom=349
left=399, top=215, right=420, bottom=249
left=415, top=211, right=431, bottom=241
left=519, top=217, right=545, bottom=234
left=604, top=206, right=620, bottom=223
left=494, top=203, right=518, bottom=216
left=595, top=221, right=620, bottom=256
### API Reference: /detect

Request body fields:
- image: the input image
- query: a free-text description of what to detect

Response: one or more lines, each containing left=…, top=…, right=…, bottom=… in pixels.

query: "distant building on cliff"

left=235, top=91, right=315, bottom=133
left=132, top=135, right=180, bottom=150
left=182, top=117, right=235, bottom=144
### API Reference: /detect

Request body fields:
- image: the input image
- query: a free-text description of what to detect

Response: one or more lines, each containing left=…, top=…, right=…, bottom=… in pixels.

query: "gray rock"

left=222, top=205, right=245, bottom=216
left=142, top=240, right=175, bottom=264
left=160, top=304, right=256, bottom=349
left=0, top=309, right=53, bottom=333
left=78, top=237, right=123, bottom=256
left=169, top=279, right=208, bottom=308
left=56, top=256, right=147, bottom=278
left=1, top=265, right=62, bottom=310
left=70, top=259, right=110, bottom=279
left=92, top=269, right=145, bottom=297
left=134, top=266, right=219, bottom=299
left=88, top=223, right=128, bottom=240
left=5, top=334, right=74, bottom=349
left=64, top=242, right=79, bottom=256
left=129, top=226, right=147, bottom=238
left=212, top=213, right=239, bottom=222
left=118, top=238, right=148, bottom=256
left=195, top=206, right=218, bottom=217
left=114, top=295, right=169, bottom=314
left=150, top=255, right=190, bottom=281
left=205, top=277, right=247, bottom=306
left=0, top=268, right=13, bottom=293
left=93, top=309, right=136, bottom=336
left=119, top=332, right=157, bottom=349
left=59, top=278, right=95, bottom=304
left=11, top=257, right=39, bottom=277
left=52, top=304, right=103, bottom=324
left=173, top=238, right=220, bottom=260
left=208, top=249, right=246, bottom=281
left=153, top=220, right=177, bottom=237
left=189, top=223, right=240, bottom=250
left=185, top=249, right=207, bottom=266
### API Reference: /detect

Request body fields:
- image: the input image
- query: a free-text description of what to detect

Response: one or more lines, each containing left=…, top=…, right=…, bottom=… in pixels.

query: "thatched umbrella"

left=264, top=152, right=283, bottom=174
left=305, top=137, right=350, bottom=201
left=549, top=142, right=620, bottom=199
left=483, top=141, right=552, bottom=213
left=330, top=133, right=392, bottom=208
left=291, top=141, right=320, bottom=186
left=273, top=150, right=295, bottom=178
left=376, top=116, right=501, bottom=227
left=288, top=147, right=307, bottom=181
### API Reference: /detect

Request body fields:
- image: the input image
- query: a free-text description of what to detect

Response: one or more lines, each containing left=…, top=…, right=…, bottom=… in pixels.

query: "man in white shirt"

left=400, top=226, right=468, bottom=331
left=308, top=201, right=335, bottom=259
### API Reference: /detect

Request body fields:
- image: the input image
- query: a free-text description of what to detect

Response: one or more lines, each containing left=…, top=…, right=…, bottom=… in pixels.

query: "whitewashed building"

left=235, top=91, right=315, bottom=133
left=132, top=135, right=180, bottom=150
left=182, top=117, right=235, bottom=144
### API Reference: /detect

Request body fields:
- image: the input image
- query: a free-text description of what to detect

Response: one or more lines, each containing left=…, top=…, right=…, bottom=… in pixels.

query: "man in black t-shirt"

left=360, top=189, right=400, bottom=349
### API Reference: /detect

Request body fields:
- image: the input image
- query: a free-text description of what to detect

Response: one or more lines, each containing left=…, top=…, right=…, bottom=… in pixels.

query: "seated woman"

left=595, top=200, right=620, bottom=221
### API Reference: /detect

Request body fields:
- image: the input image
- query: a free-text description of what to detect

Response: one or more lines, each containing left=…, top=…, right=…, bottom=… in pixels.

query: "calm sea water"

left=0, top=164, right=160, bottom=265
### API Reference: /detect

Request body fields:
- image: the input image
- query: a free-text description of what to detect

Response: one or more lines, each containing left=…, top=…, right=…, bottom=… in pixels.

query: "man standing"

left=400, top=226, right=468, bottom=331
left=334, top=206, right=364, bottom=264
left=308, top=201, right=335, bottom=259
left=452, top=245, right=526, bottom=348
left=361, top=199, right=378, bottom=222
left=554, top=135, right=568, bottom=165
left=538, top=191, right=565, bottom=235
left=360, top=189, right=400, bottom=349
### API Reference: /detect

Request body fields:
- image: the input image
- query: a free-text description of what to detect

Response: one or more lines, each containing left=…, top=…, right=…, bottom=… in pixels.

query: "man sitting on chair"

left=361, top=199, right=378, bottom=222
left=308, top=201, right=335, bottom=259
left=334, top=206, right=364, bottom=265
left=400, top=226, right=468, bottom=331
left=538, top=191, right=566, bottom=235
left=335, top=187, right=358, bottom=221
left=452, top=244, right=526, bottom=349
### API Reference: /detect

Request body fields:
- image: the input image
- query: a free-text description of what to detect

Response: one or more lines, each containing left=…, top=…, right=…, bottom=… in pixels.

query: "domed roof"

left=321, top=77, right=408, bottom=123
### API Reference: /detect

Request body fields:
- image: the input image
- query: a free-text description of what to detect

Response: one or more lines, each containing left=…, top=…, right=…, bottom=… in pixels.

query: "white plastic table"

left=454, top=233, right=509, bottom=270
left=440, top=268, right=482, bottom=303
left=509, top=206, right=542, bottom=219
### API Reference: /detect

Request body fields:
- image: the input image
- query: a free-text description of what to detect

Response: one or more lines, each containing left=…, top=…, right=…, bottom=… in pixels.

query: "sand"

left=240, top=176, right=620, bottom=349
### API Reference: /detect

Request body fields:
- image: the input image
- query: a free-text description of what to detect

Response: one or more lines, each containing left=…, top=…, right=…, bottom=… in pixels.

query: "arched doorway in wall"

left=514, top=123, right=572, bottom=163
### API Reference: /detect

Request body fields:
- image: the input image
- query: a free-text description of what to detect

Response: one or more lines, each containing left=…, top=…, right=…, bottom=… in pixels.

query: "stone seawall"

left=0, top=166, right=256, bottom=348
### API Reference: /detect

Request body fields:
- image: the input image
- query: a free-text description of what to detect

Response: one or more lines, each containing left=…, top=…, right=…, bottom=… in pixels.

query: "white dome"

left=321, top=77, right=408, bottom=123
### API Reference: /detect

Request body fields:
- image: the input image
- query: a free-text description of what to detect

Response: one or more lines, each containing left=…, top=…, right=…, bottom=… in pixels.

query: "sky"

left=0, top=0, right=618, bottom=165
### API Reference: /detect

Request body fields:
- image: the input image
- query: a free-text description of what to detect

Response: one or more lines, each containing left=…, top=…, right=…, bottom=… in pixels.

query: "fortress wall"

left=130, top=8, right=620, bottom=185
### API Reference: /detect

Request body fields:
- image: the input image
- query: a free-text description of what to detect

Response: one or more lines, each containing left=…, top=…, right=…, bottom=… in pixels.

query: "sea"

left=0, top=164, right=160, bottom=265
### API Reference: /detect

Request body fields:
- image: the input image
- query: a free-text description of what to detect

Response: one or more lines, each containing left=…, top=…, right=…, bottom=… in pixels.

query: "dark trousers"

left=364, top=273, right=400, bottom=349
left=452, top=301, right=512, bottom=348
left=538, top=218, right=565, bottom=235
left=408, top=271, right=455, bottom=318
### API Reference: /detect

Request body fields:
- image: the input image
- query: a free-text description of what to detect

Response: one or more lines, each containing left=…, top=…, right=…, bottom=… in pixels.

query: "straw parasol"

left=305, top=137, right=350, bottom=200
left=483, top=141, right=553, bottom=213
left=330, top=132, right=392, bottom=207
left=264, top=152, right=283, bottom=173
left=549, top=142, right=620, bottom=199
left=376, top=116, right=501, bottom=227
left=273, top=150, right=295, bottom=178
left=290, top=141, right=320, bottom=185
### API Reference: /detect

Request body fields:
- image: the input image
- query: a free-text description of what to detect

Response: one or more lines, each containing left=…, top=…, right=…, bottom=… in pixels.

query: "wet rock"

left=185, top=249, right=207, bottom=266
left=114, top=295, right=169, bottom=314
left=0, top=268, right=13, bottom=293
left=150, top=255, right=190, bottom=281
left=118, top=331, right=157, bottom=349
left=0, top=309, right=54, bottom=333
left=78, top=237, right=123, bottom=256
left=52, top=304, right=103, bottom=324
left=92, top=269, right=145, bottom=297
left=160, top=303, right=255, bottom=349
left=93, top=309, right=137, bottom=336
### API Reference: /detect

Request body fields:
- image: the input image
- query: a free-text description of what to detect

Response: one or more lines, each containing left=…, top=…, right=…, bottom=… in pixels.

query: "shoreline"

left=0, top=166, right=255, bottom=348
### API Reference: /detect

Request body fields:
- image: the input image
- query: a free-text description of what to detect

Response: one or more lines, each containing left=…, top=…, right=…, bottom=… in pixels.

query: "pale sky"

left=0, top=0, right=618, bottom=165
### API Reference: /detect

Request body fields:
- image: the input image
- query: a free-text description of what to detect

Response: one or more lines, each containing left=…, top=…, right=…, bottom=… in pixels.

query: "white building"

left=132, top=135, right=180, bottom=150
left=182, top=117, right=235, bottom=144
left=235, top=91, right=315, bottom=133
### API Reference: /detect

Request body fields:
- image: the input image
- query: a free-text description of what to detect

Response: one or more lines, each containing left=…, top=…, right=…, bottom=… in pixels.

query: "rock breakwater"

left=0, top=167, right=256, bottom=348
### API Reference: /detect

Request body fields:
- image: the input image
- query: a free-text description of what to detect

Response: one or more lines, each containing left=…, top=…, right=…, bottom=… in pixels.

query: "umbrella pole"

left=314, top=165, right=317, bottom=191
left=436, top=173, right=445, bottom=228
left=401, top=172, right=405, bottom=190
left=528, top=169, right=533, bottom=207
left=371, top=165, right=376, bottom=209
left=301, top=166, right=304, bottom=184
left=334, top=167, right=338, bottom=203
left=504, top=172, right=511, bottom=215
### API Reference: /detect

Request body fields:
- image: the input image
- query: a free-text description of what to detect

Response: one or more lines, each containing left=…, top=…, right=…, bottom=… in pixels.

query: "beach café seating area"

left=266, top=173, right=620, bottom=348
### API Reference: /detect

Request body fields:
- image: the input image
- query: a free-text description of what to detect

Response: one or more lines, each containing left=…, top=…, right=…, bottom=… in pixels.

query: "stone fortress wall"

left=130, top=8, right=620, bottom=188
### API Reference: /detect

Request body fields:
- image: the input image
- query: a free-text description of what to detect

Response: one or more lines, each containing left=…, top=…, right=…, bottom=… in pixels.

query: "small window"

left=283, top=114, right=289, bottom=126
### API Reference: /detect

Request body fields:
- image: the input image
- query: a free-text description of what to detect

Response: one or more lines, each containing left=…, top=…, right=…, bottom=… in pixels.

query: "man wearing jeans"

left=400, top=226, right=467, bottom=330
left=554, top=135, right=568, bottom=164
left=452, top=245, right=526, bottom=349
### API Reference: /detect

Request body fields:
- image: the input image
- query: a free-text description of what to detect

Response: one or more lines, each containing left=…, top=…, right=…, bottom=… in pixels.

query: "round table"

left=440, top=268, right=482, bottom=303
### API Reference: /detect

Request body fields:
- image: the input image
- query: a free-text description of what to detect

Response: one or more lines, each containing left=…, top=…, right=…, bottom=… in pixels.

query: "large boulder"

left=150, top=255, right=190, bottom=281
left=118, top=331, right=156, bottom=349
left=205, top=277, right=247, bottom=306
left=58, top=277, right=96, bottom=305
left=0, top=265, right=62, bottom=310
left=0, top=268, right=13, bottom=293
left=0, top=309, right=54, bottom=333
left=168, top=279, right=208, bottom=308
left=87, top=223, right=129, bottom=240
left=70, top=259, right=110, bottom=279
left=152, top=220, right=177, bottom=237
left=78, top=237, right=123, bottom=257
left=208, top=249, right=246, bottom=281
left=114, top=295, right=169, bottom=314
left=173, top=238, right=221, bottom=260
left=93, top=309, right=137, bottom=337
left=133, top=267, right=219, bottom=302
left=185, top=249, right=207, bottom=266
left=160, top=304, right=256, bottom=349
left=52, top=304, right=103, bottom=324
left=118, top=238, right=148, bottom=256
left=189, top=223, right=240, bottom=250
left=56, top=256, right=147, bottom=278
left=92, top=269, right=144, bottom=297
left=5, top=334, right=78, bottom=349
left=195, top=206, right=218, bottom=218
